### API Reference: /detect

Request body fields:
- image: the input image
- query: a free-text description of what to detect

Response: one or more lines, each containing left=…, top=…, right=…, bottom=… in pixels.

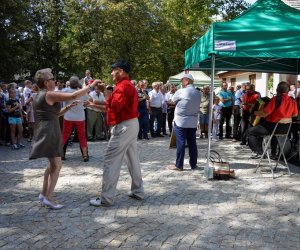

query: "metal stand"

left=254, top=120, right=292, bottom=178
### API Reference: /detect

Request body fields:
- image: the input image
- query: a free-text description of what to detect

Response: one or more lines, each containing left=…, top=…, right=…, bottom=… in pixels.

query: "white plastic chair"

left=254, top=118, right=292, bottom=178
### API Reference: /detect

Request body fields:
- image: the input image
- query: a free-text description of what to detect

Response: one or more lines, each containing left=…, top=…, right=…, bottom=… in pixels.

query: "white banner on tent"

left=215, top=40, right=236, bottom=51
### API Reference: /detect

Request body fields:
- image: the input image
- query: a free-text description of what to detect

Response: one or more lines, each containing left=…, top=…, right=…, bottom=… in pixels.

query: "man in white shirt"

left=165, top=83, right=177, bottom=133
left=232, top=82, right=247, bottom=141
left=160, top=85, right=168, bottom=135
left=168, top=74, right=201, bottom=171
left=149, top=82, right=164, bottom=137
left=86, top=84, right=106, bottom=140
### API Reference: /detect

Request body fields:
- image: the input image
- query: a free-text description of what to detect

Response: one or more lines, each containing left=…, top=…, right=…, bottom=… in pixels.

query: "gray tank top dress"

left=29, top=90, right=63, bottom=159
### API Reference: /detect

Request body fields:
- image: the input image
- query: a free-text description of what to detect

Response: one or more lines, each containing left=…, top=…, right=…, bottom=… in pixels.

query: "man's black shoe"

left=156, top=134, right=164, bottom=137
left=270, top=155, right=278, bottom=160
left=240, top=142, right=246, bottom=145
left=250, top=154, right=262, bottom=159
left=251, top=153, right=267, bottom=159
left=128, top=193, right=143, bottom=200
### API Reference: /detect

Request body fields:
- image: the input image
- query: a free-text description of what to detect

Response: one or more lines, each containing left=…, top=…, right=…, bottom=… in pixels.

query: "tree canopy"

left=0, top=0, right=249, bottom=83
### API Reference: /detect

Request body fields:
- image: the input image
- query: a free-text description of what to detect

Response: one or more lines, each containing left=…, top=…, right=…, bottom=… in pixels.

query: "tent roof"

left=168, top=70, right=221, bottom=87
left=185, top=0, right=300, bottom=74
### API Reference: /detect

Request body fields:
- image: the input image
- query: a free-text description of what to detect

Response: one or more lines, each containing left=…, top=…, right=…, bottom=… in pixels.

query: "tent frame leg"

left=204, top=53, right=216, bottom=179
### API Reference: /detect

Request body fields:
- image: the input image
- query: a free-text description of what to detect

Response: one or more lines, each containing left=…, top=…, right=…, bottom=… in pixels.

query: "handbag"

left=207, top=150, right=235, bottom=180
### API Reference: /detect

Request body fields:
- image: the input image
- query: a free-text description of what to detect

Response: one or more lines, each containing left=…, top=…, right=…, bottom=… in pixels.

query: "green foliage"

left=268, top=74, right=273, bottom=90
left=0, top=0, right=249, bottom=82
left=0, top=0, right=32, bottom=81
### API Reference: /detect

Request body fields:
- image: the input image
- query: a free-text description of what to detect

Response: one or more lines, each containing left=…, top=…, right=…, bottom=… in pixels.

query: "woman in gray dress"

left=30, top=68, right=99, bottom=209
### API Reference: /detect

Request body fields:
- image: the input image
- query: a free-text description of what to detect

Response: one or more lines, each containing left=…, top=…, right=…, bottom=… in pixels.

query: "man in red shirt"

left=247, top=81, right=298, bottom=159
left=89, top=60, right=144, bottom=206
left=240, top=83, right=260, bottom=145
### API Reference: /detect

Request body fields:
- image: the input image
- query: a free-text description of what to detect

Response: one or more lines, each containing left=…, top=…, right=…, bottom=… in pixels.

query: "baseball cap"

left=111, top=60, right=130, bottom=73
left=181, top=73, right=194, bottom=81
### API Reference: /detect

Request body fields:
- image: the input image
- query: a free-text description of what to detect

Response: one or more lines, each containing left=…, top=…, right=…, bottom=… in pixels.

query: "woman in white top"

left=61, top=76, right=90, bottom=161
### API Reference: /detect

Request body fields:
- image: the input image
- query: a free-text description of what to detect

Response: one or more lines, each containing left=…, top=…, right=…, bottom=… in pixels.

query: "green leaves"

left=0, top=0, right=248, bottom=82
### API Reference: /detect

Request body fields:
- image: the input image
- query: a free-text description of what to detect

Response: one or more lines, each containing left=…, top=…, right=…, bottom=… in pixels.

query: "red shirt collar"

left=115, top=76, right=129, bottom=85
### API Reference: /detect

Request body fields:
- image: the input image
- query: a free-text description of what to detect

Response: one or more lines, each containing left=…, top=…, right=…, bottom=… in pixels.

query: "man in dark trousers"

left=247, top=81, right=298, bottom=159
left=168, top=74, right=201, bottom=171
left=217, top=82, right=235, bottom=140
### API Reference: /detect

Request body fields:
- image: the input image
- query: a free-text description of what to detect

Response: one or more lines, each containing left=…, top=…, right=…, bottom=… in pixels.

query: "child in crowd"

left=6, top=88, right=24, bottom=149
left=25, top=83, right=39, bottom=142
left=212, top=96, right=222, bottom=142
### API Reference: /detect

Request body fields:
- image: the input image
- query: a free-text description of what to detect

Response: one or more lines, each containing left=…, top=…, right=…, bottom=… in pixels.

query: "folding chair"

left=254, top=118, right=292, bottom=178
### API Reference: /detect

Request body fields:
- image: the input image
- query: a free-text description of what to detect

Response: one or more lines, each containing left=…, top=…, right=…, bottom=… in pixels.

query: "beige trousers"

left=101, top=118, right=144, bottom=205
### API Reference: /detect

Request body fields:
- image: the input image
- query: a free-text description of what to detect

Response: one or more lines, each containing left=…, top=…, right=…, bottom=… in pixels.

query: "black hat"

left=111, top=60, right=130, bottom=73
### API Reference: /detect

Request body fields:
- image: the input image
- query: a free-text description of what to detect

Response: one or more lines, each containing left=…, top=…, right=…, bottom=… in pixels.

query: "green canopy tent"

left=185, top=0, right=300, bottom=74
left=168, top=70, right=221, bottom=88
left=184, top=0, right=300, bottom=176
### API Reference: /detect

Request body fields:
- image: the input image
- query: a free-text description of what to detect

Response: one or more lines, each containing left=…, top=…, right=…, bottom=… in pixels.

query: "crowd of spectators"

left=0, top=73, right=113, bottom=154
left=1, top=72, right=299, bottom=163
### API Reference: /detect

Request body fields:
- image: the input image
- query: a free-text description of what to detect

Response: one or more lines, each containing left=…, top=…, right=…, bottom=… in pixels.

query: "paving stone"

left=0, top=137, right=299, bottom=248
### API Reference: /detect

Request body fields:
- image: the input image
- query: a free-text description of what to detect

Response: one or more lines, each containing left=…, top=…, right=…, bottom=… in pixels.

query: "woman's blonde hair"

left=34, top=68, right=52, bottom=89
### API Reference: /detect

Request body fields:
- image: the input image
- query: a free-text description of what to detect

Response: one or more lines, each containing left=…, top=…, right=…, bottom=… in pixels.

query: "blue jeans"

left=150, top=107, right=162, bottom=136
left=138, top=109, right=149, bottom=139
left=219, top=106, right=232, bottom=139
left=174, top=123, right=198, bottom=169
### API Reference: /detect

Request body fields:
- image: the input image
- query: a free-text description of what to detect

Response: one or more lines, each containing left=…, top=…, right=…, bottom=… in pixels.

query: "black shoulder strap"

left=274, top=95, right=281, bottom=111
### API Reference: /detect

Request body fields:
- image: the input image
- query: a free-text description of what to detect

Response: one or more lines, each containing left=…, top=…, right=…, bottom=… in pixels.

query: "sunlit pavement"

left=0, top=137, right=299, bottom=249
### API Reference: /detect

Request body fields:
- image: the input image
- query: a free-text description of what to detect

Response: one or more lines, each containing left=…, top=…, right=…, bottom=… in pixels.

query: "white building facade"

left=217, top=72, right=299, bottom=97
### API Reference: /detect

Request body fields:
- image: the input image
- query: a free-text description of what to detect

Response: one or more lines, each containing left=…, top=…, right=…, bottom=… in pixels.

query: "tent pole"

left=296, top=59, right=299, bottom=97
left=205, top=53, right=216, bottom=179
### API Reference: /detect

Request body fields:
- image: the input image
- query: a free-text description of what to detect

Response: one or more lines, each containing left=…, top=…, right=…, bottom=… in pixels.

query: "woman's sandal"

left=83, top=155, right=89, bottom=162
left=42, top=197, right=63, bottom=210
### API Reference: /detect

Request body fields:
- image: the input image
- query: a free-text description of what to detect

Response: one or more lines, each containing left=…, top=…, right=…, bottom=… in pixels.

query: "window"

left=230, top=78, right=236, bottom=87
left=249, top=74, right=256, bottom=84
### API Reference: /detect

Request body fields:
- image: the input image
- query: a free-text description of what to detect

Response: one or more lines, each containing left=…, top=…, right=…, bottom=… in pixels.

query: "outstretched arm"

left=57, top=101, right=78, bottom=117
left=46, top=80, right=100, bottom=105
left=84, top=100, right=106, bottom=112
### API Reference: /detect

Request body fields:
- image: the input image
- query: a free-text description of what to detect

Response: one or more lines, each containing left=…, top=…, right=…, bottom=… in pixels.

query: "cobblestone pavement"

left=0, top=136, right=299, bottom=249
